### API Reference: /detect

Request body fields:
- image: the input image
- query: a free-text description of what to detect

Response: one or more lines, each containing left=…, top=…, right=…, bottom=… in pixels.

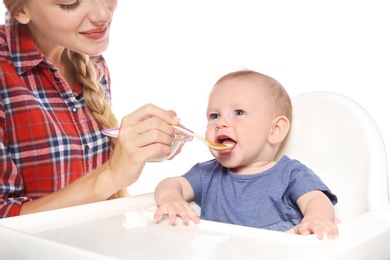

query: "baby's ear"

left=13, top=8, right=31, bottom=25
left=268, top=116, right=290, bottom=144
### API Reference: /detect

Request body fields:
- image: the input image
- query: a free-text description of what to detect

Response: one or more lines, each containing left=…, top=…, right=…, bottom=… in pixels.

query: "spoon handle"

left=172, top=125, right=199, bottom=139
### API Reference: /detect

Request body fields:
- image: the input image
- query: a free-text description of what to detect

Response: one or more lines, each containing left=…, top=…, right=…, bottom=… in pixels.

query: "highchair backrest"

left=276, top=91, right=389, bottom=222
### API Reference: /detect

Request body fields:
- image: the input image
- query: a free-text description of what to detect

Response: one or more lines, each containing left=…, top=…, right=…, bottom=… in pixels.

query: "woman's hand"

left=107, top=104, right=180, bottom=188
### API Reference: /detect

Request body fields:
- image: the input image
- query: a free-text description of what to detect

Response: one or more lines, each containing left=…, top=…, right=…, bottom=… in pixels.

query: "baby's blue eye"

left=209, top=113, right=220, bottom=120
left=234, top=110, right=245, bottom=116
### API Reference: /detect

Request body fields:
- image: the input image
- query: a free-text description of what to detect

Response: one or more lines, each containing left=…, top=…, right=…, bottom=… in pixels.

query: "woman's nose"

left=88, top=0, right=116, bottom=24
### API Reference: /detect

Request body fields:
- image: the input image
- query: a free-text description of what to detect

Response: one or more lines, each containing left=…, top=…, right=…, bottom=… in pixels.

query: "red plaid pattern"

left=0, top=18, right=112, bottom=218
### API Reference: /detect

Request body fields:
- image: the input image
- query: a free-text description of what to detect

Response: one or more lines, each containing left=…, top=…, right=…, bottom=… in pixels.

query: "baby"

left=154, top=70, right=338, bottom=240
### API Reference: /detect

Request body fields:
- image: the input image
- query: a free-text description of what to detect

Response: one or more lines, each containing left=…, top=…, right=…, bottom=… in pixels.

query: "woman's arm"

left=19, top=104, right=180, bottom=215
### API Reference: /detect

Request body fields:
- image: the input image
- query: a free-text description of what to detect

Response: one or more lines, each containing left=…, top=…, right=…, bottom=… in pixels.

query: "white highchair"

left=277, top=91, right=389, bottom=221
left=276, top=91, right=390, bottom=259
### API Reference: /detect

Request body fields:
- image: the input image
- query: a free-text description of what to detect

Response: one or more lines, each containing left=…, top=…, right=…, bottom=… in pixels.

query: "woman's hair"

left=214, top=70, right=293, bottom=123
left=68, top=51, right=118, bottom=129
left=3, top=0, right=23, bottom=19
left=4, top=0, right=126, bottom=198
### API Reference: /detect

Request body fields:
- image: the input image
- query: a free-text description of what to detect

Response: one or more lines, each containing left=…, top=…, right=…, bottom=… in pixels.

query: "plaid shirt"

left=0, top=19, right=112, bottom=218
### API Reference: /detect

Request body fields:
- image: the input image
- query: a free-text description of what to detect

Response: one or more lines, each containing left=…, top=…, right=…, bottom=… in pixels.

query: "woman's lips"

left=80, top=26, right=108, bottom=40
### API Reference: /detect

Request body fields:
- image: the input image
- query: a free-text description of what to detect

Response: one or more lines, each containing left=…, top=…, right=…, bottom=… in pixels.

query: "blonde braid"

left=68, top=50, right=127, bottom=199
left=68, top=51, right=118, bottom=129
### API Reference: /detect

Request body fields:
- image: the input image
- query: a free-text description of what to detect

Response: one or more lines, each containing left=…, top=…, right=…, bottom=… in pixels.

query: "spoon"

left=102, top=125, right=233, bottom=151
left=172, top=125, right=233, bottom=151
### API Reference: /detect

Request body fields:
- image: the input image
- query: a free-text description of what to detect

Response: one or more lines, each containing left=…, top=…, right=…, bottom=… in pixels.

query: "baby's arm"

left=288, top=190, right=339, bottom=240
left=154, top=176, right=200, bottom=224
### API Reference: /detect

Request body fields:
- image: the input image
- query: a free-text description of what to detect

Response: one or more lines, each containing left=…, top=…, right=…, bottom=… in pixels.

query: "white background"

left=1, top=1, right=389, bottom=195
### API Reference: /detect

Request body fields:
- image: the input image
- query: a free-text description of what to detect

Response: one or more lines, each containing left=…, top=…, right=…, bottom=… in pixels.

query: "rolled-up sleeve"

left=0, top=99, right=31, bottom=218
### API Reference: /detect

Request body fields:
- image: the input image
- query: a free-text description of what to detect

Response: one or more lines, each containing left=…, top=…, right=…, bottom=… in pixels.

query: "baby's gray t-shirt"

left=183, top=155, right=337, bottom=231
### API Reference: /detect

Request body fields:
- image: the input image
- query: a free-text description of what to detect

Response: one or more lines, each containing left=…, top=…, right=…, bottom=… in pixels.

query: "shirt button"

left=71, top=107, right=78, bottom=113
left=84, top=145, right=90, bottom=152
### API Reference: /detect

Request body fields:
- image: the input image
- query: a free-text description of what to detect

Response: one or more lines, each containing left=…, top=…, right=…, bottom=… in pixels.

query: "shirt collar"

left=5, top=12, right=48, bottom=75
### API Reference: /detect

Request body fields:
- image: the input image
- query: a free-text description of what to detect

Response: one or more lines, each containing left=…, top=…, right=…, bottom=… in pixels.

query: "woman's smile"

left=80, top=26, right=109, bottom=41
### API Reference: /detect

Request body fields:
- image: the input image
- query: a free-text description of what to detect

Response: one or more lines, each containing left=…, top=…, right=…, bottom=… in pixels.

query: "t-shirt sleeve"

left=284, top=160, right=338, bottom=206
left=182, top=160, right=219, bottom=207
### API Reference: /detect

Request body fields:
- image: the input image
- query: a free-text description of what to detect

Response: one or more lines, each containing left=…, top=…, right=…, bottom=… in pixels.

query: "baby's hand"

left=154, top=198, right=200, bottom=225
left=287, top=218, right=339, bottom=240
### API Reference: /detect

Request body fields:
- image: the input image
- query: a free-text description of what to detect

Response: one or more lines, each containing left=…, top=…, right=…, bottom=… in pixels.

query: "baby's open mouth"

left=217, top=136, right=236, bottom=149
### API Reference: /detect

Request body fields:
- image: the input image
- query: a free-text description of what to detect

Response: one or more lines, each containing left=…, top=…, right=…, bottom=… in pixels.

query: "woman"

left=0, top=0, right=181, bottom=218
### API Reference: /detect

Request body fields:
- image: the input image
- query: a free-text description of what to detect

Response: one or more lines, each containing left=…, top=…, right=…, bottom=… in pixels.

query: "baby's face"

left=205, top=77, right=275, bottom=172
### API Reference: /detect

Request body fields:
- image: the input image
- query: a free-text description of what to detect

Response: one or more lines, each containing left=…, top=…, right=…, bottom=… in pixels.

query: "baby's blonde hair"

left=3, top=0, right=127, bottom=198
